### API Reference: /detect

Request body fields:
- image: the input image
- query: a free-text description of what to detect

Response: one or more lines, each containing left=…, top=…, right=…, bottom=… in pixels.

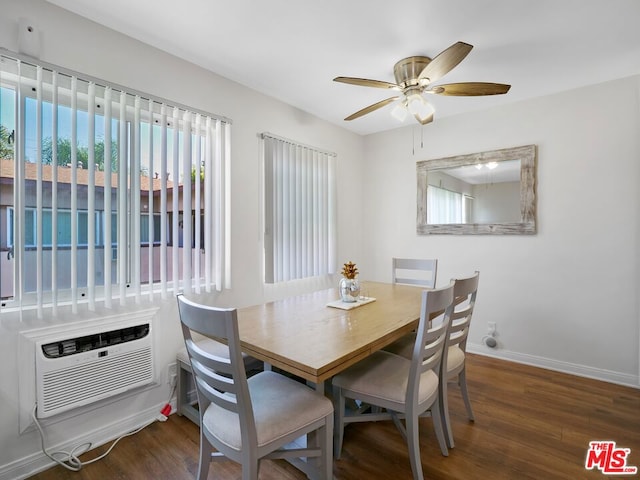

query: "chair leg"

left=440, top=375, right=455, bottom=449
left=431, top=399, right=449, bottom=457
left=176, top=360, right=188, bottom=416
left=197, top=431, right=213, bottom=480
left=321, top=415, right=334, bottom=480
left=459, top=367, right=475, bottom=421
left=391, top=412, right=407, bottom=441
left=333, top=386, right=346, bottom=459
left=242, top=460, right=259, bottom=480
left=405, top=411, right=424, bottom=480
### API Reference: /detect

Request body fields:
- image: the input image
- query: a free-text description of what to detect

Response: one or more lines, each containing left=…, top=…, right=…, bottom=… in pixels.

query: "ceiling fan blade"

left=334, top=76, right=401, bottom=90
left=419, top=41, right=473, bottom=83
left=414, top=112, right=434, bottom=125
left=344, top=96, right=399, bottom=121
left=427, top=82, right=511, bottom=96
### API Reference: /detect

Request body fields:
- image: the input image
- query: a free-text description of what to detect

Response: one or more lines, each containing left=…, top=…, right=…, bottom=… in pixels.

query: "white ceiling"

left=45, top=0, right=640, bottom=136
left=444, top=159, right=521, bottom=185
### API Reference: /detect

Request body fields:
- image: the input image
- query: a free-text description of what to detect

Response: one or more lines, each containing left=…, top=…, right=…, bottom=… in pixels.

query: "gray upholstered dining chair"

left=385, top=271, right=480, bottom=449
left=439, top=271, right=479, bottom=447
left=386, top=257, right=439, bottom=365
left=176, top=337, right=261, bottom=425
left=392, top=257, right=438, bottom=288
left=332, top=283, right=454, bottom=480
left=383, top=257, right=439, bottom=393
left=176, top=295, right=334, bottom=480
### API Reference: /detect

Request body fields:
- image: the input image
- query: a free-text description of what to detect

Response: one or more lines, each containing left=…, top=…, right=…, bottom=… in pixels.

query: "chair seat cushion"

left=446, top=345, right=465, bottom=376
left=203, top=370, right=333, bottom=451
left=332, top=350, right=438, bottom=407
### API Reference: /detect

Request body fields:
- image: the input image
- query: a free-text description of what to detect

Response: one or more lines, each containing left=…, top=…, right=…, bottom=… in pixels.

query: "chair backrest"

left=406, top=283, right=454, bottom=404
left=448, top=271, right=480, bottom=353
left=176, top=295, right=257, bottom=448
left=392, top=258, right=438, bottom=288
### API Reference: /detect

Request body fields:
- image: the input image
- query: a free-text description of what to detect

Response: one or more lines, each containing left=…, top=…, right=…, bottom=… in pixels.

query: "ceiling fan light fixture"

left=415, top=101, right=434, bottom=122
left=391, top=102, right=408, bottom=122
left=406, top=93, right=424, bottom=115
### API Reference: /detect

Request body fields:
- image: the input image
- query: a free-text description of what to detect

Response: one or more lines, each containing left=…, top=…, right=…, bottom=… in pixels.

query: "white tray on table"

left=326, top=297, right=376, bottom=310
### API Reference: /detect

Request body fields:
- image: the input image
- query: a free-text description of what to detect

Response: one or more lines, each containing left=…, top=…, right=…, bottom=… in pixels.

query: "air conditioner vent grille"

left=40, top=347, right=153, bottom=415
left=41, top=324, right=150, bottom=358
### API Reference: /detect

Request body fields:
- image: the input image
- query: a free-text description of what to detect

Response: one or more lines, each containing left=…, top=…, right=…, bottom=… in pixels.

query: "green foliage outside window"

left=0, top=125, right=13, bottom=159
left=41, top=137, right=118, bottom=172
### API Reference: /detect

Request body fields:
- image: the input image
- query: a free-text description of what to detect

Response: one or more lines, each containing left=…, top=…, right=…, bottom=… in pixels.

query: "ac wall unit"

left=35, top=323, right=154, bottom=419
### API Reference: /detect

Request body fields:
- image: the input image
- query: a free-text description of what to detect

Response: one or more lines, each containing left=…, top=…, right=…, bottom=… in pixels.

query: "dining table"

left=236, top=281, right=425, bottom=390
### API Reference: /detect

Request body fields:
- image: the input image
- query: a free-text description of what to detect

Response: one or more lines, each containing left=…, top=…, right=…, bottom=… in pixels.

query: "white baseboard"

left=467, top=342, right=639, bottom=389
left=0, top=400, right=175, bottom=480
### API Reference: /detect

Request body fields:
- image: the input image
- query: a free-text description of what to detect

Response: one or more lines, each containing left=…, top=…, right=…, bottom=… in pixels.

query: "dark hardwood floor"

left=29, top=354, right=640, bottom=479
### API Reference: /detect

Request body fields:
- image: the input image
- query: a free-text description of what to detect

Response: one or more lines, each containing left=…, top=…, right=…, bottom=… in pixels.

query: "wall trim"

left=468, top=342, right=640, bottom=389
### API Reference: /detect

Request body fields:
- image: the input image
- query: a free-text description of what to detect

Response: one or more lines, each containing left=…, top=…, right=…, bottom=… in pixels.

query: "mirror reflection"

left=416, top=145, right=536, bottom=235
left=427, top=159, right=521, bottom=224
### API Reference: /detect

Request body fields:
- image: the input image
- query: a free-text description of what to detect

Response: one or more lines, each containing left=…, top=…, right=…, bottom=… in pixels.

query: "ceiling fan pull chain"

left=421, top=125, right=424, bottom=149
left=412, top=126, right=415, bottom=155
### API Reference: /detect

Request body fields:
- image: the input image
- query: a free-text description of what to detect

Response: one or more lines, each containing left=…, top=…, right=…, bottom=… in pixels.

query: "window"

left=9, top=208, right=97, bottom=247
left=262, top=134, right=336, bottom=284
left=0, top=52, right=230, bottom=315
left=140, top=213, right=162, bottom=245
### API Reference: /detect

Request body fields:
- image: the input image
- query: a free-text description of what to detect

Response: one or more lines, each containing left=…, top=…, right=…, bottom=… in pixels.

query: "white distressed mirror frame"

left=417, top=144, right=537, bottom=235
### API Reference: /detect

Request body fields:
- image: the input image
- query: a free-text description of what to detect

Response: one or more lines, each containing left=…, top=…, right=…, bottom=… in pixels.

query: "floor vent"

left=35, top=323, right=154, bottom=419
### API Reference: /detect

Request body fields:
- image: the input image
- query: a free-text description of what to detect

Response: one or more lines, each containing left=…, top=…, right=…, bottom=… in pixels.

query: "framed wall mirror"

left=417, top=144, right=536, bottom=234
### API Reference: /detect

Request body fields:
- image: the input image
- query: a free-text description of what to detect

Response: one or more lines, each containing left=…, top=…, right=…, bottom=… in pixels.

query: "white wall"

left=0, top=0, right=363, bottom=477
left=362, top=75, right=640, bottom=386
left=472, top=181, right=520, bottom=223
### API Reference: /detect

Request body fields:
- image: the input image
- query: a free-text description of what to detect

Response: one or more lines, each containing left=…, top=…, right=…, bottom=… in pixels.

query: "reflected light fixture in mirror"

left=475, top=161, right=498, bottom=170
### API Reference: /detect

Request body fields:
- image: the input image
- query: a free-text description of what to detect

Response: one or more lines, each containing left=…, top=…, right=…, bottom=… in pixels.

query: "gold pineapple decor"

left=341, top=261, right=359, bottom=279
left=339, top=261, right=361, bottom=302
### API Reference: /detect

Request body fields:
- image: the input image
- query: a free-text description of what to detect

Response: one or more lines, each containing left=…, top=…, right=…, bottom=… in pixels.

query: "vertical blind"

left=262, top=133, right=336, bottom=284
left=427, top=185, right=463, bottom=224
left=0, top=52, right=231, bottom=317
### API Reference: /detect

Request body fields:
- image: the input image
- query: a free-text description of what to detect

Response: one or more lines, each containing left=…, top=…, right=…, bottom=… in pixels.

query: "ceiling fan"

left=334, top=41, right=511, bottom=125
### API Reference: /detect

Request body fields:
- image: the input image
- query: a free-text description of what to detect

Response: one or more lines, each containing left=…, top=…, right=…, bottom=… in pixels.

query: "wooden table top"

left=237, top=281, right=424, bottom=384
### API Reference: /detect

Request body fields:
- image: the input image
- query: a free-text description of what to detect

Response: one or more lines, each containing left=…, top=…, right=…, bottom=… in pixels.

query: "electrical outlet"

left=166, top=363, right=177, bottom=385
left=487, top=322, right=496, bottom=336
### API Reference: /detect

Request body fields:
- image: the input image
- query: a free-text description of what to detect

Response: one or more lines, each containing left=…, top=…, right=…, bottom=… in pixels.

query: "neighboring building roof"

left=0, top=158, right=174, bottom=191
